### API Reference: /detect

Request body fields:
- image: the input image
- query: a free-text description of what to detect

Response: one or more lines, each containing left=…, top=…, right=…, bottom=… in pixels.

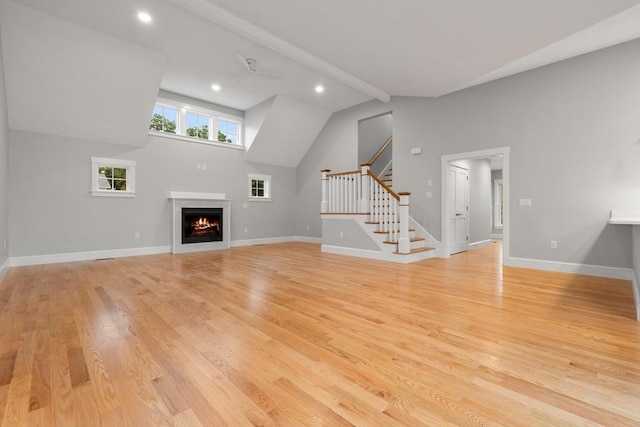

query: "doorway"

left=448, top=163, right=469, bottom=255
left=442, top=147, right=510, bottom=263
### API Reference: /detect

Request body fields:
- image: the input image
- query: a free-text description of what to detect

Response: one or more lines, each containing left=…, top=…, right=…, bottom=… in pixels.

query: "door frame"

left=441, top=147, right=510, bottom=262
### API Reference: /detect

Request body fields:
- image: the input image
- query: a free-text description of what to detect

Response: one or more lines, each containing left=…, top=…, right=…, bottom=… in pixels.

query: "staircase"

left=320, top=148, right=435, bottom=263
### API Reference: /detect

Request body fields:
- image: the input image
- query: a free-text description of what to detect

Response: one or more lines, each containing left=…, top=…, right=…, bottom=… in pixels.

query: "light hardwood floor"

left=0, top=241, right=638, bottom=426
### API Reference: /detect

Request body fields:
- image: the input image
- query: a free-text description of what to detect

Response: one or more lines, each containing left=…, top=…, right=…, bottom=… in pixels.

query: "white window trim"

left=91, top=157, right=136, bottom=198
left=248, top=173, right=271, bottom=201
left=150, top=98, right=243, bottom=147
left=494, top=179, right=503, bottom=229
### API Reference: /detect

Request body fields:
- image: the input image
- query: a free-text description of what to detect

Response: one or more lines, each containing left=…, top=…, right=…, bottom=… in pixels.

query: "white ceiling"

left=5, top=0, right=639, bottom=112
left=1, top=0, right=638, bottom=154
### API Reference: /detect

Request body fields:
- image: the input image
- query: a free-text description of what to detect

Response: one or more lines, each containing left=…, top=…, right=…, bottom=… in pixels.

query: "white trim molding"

left=505, top=256, right=633, bottom=281
left=0, top=258, right=10, bottom=283
left=10, top=246, right=170, bottom=267
left=469, top=239, right=493, bottom=250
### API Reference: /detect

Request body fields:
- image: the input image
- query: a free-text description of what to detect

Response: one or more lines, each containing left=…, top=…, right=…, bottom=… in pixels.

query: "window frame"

left=91, top=157, right=136, bottom=198
left=248, top=174, right=271, bottom=201
left=149, top=98, right=243, bottom=148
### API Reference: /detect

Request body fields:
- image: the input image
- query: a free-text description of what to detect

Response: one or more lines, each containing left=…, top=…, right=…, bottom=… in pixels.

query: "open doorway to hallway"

left=441, top=147, right=510, bottom=264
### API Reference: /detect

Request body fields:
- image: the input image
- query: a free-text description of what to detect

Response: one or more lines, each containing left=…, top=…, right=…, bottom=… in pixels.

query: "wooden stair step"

left=383, top=237, right=425, bottom=245
left=373, top=229, right=415, bottom=234
left=394, top=247, right=435, bottom=255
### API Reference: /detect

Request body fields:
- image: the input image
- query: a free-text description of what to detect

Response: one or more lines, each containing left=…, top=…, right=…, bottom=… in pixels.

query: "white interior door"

left=448, top=164, right=469, bottom=255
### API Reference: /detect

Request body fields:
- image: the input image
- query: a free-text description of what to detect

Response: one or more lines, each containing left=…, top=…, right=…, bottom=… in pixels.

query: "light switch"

left=519, top=199, right=532, bottom=207
left=426, top=192, right=432, bottom=198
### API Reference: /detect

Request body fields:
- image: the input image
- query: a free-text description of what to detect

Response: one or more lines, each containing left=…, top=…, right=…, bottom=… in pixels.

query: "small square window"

left=92, top=157, right=136, bottom=198
left=249, top=174, right=271, bottom=201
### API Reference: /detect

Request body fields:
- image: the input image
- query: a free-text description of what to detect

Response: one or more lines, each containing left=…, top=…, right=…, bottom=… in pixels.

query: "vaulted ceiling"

left=1, top=0, right=638, bottom=163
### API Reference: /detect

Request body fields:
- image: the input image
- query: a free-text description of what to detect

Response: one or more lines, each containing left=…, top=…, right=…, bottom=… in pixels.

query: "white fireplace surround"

left=169, top=191, right=231, bottom=254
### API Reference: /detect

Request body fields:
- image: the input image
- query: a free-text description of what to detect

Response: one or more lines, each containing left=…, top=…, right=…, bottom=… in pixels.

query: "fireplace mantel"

left=168, top=191, right=228, bottom=201
left=168, top=191, right=231, bottom=253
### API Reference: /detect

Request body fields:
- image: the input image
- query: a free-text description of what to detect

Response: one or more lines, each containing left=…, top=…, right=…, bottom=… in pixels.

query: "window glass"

left=186, top=112, right=209, bottom=139
left=150, top=105, right=177, bottom=134
left=218, top=119, right=239, bottom=144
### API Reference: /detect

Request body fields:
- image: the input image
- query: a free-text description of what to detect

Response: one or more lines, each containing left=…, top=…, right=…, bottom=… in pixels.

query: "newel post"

left=397, top=192, right=411, bottom=254
left=360, top=163, right=370, bottom=213
left=321, top=169, right=330, bottom=213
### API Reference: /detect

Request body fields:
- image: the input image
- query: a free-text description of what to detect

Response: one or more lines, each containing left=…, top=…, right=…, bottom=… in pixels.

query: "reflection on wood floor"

left=0, top=241, right=638, bottom=426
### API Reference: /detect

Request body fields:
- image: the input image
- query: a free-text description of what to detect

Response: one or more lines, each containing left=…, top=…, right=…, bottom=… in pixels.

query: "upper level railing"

left=321, top=163, right=411, bottom=253
left=363, top=136, right=392, bottom=176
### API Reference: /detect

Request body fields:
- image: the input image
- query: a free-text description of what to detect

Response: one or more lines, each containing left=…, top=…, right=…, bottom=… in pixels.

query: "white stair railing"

left=321, top=166, right=411, bottom=254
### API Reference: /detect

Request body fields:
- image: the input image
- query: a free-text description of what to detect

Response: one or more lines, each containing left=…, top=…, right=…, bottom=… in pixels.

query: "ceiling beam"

left=169, top=0, right=391, bottom=103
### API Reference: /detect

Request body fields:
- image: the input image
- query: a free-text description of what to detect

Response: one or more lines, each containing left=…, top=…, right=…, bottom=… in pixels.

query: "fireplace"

left=182, top=208, right=223, bottom=244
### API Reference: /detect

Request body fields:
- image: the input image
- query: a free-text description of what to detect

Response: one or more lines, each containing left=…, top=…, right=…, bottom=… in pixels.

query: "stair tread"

left=373, top=229, right=415, bottom=234
left=394, top=247, right=435, bottom=255
left=383, top=237, right=425, bottom=244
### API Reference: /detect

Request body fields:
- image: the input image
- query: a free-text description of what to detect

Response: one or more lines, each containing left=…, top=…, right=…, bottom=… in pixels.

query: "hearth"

left=182, top=208, right=222, bottom=244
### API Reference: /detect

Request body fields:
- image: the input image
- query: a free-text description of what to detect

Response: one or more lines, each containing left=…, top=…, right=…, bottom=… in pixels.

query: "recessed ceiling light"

left=137, top=12, right=152, bottom=23
left=315, top=85, right=324, bottom=93
left=211, top=84, right=221, bottom=92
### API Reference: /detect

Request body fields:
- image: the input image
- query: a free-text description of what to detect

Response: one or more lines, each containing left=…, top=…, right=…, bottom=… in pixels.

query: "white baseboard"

left=0, top=257, right=10, bottom=283
left=10, top=246, right=170, bottom=267
left=490, top=233, right=503, bottom=239
left=321, top=244, right=434, bottom=264
left=469, top=239, right=492, bottom=250
left=632, top=271, right=640, bottom=321
left=293, top=236, right=322, bottom=244
left=231, top=236, right=322, bottom=247
left=505, top=256, right=633, bottom=281
left=4, top=237, right=322, bottom=270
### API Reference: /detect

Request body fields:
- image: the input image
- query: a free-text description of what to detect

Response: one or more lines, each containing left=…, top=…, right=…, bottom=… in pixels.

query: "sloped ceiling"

left=243, top=95, right=331, bottom=168
left=0, top=0, right=638, bottom=165
left=0, top=1, right=165, bottom=146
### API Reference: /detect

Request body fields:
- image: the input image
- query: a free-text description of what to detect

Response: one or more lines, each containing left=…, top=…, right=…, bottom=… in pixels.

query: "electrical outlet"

left=426, top=192, right=432, bottom=198
left=339, top=231, right=344, bottom=238
left=135, top=232, right=140, bottom=239
left=550, top=240, right=558, bottom=249
left=306, top=226, right=310, bottom=231
left=3, top=241, right=6, bottom=249
left=197, top=163, right=202, bottom=169
left=244, top=227, right=248, bottom=233
left=202, top=164, right=207, bottom=170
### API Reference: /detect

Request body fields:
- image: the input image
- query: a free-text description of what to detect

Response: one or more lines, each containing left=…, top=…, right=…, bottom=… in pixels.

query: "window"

left=494, top=179, right=503, bottom=228
left=91, top=157, right=136, bottom=197
left=150, top=104, right=177, bottom=134
left=149, top=99, right=243, bottom=147
left=186, top=111, right=209, bottom=140
left=218, top=119, right=239, bottom=144
left=249, top=174, right=271, bottom=201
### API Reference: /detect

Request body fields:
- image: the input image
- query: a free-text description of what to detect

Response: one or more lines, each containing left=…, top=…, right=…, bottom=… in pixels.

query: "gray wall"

left=295, top=100, right=391, bottom=238
left=297, top=40, right=639, bottom=270
left=0, top=23, right=8, bottom=269
left=393, top=40, right=639, bottom=268
left=469, top=159, right=491, bottom=245
left=491, top=169, right=503, bottom=236
left=8, top=130, right=296, bottom=257
left=634, top=226, right=640, bottom=317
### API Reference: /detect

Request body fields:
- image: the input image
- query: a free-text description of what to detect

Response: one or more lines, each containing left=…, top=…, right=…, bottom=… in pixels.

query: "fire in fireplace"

left=182, top=208, right=223, bottom=244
